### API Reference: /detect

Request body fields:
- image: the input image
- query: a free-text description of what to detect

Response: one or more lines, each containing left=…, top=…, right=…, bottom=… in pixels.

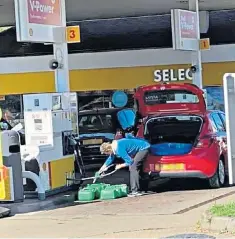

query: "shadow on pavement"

left=5, top=167, right=228, bottom=216
left=81, top=166, right=230, bottom=193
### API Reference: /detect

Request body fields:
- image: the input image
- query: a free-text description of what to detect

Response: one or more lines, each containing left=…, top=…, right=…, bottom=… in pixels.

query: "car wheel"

left=208, top=159, right=225, bottom=189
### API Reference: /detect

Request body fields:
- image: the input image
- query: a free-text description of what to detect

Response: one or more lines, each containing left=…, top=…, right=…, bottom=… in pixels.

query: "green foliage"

left=210, top=202, right=235, bottom=217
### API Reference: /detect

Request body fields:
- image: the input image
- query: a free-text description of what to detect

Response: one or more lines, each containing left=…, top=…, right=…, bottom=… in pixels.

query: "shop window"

left=77, top=90, right=134, bottom=111
left=211, top=113, right=225, bottom=132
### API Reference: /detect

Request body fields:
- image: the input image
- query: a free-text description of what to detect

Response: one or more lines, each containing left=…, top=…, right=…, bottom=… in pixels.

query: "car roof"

left=78, top=107, right=132, bottom=115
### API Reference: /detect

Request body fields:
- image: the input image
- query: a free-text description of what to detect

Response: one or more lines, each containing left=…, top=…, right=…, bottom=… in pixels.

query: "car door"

left=211, top=112, right=227, bottom=172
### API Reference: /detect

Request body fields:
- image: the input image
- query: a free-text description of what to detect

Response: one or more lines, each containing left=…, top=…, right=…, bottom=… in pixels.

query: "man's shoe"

left=140, top=190, right=155, bottom=195
left=127, top=191, right=143, bottom=197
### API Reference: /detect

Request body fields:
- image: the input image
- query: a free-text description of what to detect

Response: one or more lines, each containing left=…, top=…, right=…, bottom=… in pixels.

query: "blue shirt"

left=104, top=138, right=150, bottom=166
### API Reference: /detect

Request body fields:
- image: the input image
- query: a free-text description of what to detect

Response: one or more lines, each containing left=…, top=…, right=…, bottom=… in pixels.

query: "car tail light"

left=195, top=136, right=214, bottom=148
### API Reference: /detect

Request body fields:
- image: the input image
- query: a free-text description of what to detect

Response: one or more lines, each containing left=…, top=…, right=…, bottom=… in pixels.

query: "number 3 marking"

left=70, top=30, right=75, bottom=39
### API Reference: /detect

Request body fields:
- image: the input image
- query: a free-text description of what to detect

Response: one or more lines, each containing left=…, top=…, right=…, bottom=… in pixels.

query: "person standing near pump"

left=99, top=138, right=150, bottom=197
left=0, top=109, right=13, bottom=130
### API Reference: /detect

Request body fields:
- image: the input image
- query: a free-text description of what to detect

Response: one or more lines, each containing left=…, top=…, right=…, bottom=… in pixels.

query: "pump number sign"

left=66, top=26, right=81, bottom=43
left=200, top=38, right=210, bottom=50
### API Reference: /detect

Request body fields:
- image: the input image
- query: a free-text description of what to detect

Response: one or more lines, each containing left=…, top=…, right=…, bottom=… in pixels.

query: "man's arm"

left=118, top=149, right=133, bottom=166
left=99, top=154, right=115, bottom=173
left=104, top=154, right=115, bottom=167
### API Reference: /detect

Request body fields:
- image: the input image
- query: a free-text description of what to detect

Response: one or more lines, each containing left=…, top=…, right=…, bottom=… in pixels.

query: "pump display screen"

left=34, top=119, right=42, bottom=124
left=34, top=118, right=43, bottom=131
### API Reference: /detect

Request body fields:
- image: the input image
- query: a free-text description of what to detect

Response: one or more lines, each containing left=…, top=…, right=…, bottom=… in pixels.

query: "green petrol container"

left=78, top=183, right=128, bottom=201
left=99, top=184, right=128, bottom=200
left=85, top=183, right=109, bottom=199
left=105, top=185, right=122, bottom=198
left=115, top=184, right=129, bottom=197
left=100, top=186, right=119, bottom=200
left=78, top=188, right=96, bottom=201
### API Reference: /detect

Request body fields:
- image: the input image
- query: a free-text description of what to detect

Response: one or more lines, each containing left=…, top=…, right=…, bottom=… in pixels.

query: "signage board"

left=66, top=26, right=81, bottom=43
left=24, top=110, right=53, bottom=147
left=200, top=38, right=210, bottom=50
left=154, top=69, right=193, bottom=82
left=14, top=0, right=65, bottom=43
left=171, top=9, right=198, bottom=51
left=112, top=91, right=128, bottom=108
left=27, top=0, right=61, bottom=26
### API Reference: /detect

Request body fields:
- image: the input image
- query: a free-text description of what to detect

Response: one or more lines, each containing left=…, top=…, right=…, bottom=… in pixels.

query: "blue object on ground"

left=150, top=143, right=193, bottom=156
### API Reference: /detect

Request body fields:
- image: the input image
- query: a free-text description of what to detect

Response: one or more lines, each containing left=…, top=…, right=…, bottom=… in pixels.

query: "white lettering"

left=178, top=69, right=185, bottom=81
left=153, top=70, right=162, bottom=82
left=29, top=0, right=55, bottom=14
left=185, top=69, right=193, bottom=80
left=170, top=69, right=177, bottom=81
left=153, top=69, right=192, bottom=82
left=162, top=69, right=169, bottom=82
left=29, top=0, right=34, bottom=10
left=180, top=13, right=196, bottom=32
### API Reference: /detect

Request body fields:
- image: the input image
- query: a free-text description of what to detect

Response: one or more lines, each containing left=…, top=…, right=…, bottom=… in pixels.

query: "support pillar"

left=189, top=0, right=203, bottom=89
left=53, top=43, right=70, bottom=92
left=53, top=0, right=70, bottom=93
left=223, top=74, right=235, bottom=185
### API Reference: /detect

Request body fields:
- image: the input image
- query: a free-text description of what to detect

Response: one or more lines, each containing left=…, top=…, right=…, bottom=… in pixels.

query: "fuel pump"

left=0, top=108, right=24, bottom=202
left=23, top=93, right=78, bottom=194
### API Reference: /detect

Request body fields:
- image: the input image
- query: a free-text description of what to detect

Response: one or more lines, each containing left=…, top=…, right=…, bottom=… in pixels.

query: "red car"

left=134, top=83, right=227, bottom=188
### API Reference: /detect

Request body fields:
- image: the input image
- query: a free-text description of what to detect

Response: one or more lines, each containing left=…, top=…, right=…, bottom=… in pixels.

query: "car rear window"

left=144, top=90, right=199, bottom=105
left=78, top=114, right=115, bottom=134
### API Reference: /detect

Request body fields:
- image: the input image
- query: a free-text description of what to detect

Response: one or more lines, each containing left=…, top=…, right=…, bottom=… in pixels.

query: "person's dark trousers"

left=129, top=149, right=149, bottom=192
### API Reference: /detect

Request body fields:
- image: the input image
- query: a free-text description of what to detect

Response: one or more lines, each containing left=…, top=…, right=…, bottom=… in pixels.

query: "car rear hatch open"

left=144, top=115, right=203, bottom=156
left=134, top=83, right=206, bottom=117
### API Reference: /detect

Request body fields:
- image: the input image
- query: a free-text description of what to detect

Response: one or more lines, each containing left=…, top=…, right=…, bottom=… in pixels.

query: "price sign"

left=200, top=38, right=210, bottom=50
left=66, top=26, right=81, bottom=43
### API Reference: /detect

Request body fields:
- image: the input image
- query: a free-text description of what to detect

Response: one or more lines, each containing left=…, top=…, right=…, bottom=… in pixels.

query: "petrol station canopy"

left=0, top=0, right=235, bottom=26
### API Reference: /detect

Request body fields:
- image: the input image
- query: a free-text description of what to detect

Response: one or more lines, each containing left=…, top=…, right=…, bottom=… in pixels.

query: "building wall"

left=1, top=44, right=235, bottom=94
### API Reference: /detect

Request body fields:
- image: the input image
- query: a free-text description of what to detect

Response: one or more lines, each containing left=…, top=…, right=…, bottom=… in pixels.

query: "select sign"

left=154, top=69, right=193, bottom=82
